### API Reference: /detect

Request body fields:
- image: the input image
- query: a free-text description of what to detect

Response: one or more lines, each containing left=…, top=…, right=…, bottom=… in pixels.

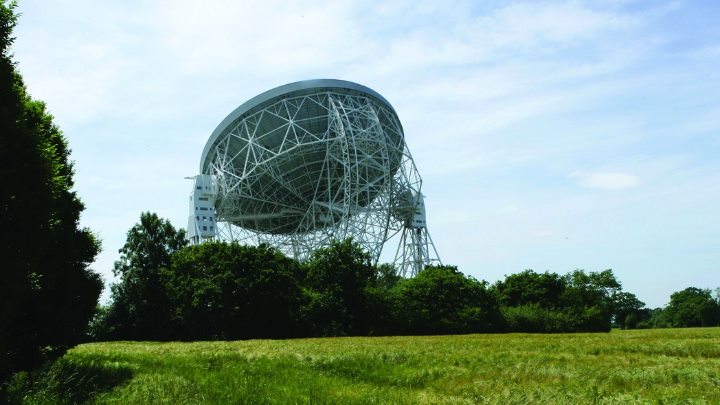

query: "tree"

left=647, top=307, right=669, bottom=328
left=491, top=270, right=566, bottom=309
left=392, top=265, right=502, bottom=335
left=301, top=239, right=378, bottom=336
left=1, top=1, right=102, bottom=382
left=500, top=304, right=577, bottom=333
left=375, top=263, right=402, bottom=291
left=491, top=270, right=574, bottom=332
left=560, top=269, right=620, bottom=332
left=611, top=292, right=646, bottom=329
left=360, top=263, right=403, bottom=336
left=102, top=212, right=186, bottom=340
left=664, top=287, right=720, bottom=328
left=165, top=242, right=305, bottom=340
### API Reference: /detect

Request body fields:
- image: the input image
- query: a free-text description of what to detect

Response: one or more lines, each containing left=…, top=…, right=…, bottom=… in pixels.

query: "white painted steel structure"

left=189, top=79, right=439, bottom=276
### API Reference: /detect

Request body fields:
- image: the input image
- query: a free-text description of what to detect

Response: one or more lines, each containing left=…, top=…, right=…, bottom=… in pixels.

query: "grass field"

left=18, top=328, right=720, bottom=404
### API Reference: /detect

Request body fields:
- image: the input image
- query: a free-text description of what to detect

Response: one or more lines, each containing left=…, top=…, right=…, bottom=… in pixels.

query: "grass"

left=17, top=328, right=720, bottom=404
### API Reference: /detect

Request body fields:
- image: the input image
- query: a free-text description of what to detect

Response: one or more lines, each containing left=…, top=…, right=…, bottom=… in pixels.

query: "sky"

left=11, top=0, right=720, bottom=307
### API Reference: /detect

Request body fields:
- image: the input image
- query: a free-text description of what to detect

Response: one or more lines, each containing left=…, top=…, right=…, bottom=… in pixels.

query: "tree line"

left=92, top=212, right=720, bottom=342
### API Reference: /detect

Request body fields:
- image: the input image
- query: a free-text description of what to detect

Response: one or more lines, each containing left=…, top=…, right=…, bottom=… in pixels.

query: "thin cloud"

left=570, top=171, right=641, bottom=190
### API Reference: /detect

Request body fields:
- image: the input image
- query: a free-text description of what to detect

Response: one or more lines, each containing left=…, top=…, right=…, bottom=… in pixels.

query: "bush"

left=301, top=239, right=378, bottom=336
left=502, top=305, right=577, bottom=333
left=166, top=242, right=305, bottom=340
left=392, top=265, right=502, bottom=335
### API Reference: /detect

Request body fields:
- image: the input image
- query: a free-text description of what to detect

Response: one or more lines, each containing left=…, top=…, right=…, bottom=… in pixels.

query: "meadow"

left=17, top=328, right=720, bottom=404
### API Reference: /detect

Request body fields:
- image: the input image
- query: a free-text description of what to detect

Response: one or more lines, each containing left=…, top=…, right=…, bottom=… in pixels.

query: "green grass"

left=19, top=328, right=720, bottom=404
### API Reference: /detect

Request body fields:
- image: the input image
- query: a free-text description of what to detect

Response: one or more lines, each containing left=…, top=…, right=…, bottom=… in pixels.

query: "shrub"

left=501, top=305, right=577, bottom=333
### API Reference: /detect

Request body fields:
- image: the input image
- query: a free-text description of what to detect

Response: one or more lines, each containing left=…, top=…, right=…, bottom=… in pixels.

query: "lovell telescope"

left=187, top=79, right=440, bottom=277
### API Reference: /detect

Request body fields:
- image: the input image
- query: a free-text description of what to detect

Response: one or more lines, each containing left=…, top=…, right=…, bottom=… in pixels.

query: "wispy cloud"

left=569, top=171, right=641, bottom=190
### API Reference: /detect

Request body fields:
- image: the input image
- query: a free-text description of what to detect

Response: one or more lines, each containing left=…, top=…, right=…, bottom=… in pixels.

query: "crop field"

left=19, top=328, right=720, bottom=404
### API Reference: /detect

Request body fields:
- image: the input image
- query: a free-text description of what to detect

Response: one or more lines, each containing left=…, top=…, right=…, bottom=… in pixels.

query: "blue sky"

left=12, top=0, right=720, bottom=307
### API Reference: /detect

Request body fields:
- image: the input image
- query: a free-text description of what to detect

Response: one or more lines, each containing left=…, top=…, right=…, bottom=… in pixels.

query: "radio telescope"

left=187, top=79, right=440, bottom=276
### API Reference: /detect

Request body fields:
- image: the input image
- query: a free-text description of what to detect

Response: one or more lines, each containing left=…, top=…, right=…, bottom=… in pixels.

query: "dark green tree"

left=664, top=287, right=720, bottom=327
left=491, top=270, right=566, bottom=309
left=491, top=270, right=572, bottom=332
left=0, top=0, right=101, bottom=382
left=393, top=265, right=502, bottom=334
left=361, top=263, right=403, bottom=336
left=165, top=242, right=304, bottom=340
left=610, top=291, right=646, bottom=329
left=647, top=307, right=669, bottom=328
left=301, top=239, right=378, bottom=336
left=499, top=303, right=577, bottom=333
left=102, top=212, right=186, bottom=340
left=560, top=269, right=620, bottom=332
left=375, top=263, right=402, bottom=290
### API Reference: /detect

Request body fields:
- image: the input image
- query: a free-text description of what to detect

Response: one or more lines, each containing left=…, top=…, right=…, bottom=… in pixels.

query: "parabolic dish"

left=200, top=79, right=406, bottom=234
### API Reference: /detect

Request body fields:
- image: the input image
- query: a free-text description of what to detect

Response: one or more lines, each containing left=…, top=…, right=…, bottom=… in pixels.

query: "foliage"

left=87, top=305, right=110, bottom=341
left=492, top=270, right=566, bottom=309
left=664, top=287, right=720, bottom=327
left=490, top=269, right=624, bottom=332
left=375, top=263, right=402, bottom=290
left=559, top=269, right=621, bottom=332
left=361, top=263, right=403, bottom=336
left=102, top=212, right=186, bottom=340
left=12, top=328, right=720, bottom=403
left=301, top=239, right=378, bottom=336
left=392, top=265, right=502, bottom=334
left=165, top=242, right=305, bottom=340
left=501, top=304, right=577, bottom=333
left=610, top=291, right=646, bottom=329
left=646, top=307, right=670, bottom=328
left=96, top=216, right=718, bottom=339
left=0, top=0, right=101, bottom=384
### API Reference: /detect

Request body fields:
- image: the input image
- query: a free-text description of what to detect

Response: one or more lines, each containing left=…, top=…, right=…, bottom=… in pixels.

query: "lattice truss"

left=205, top=90, right=437, bottom=272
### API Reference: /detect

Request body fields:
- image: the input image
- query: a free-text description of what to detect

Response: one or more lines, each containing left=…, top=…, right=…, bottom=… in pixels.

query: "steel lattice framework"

left=191, top=80, right=440, bottom=276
